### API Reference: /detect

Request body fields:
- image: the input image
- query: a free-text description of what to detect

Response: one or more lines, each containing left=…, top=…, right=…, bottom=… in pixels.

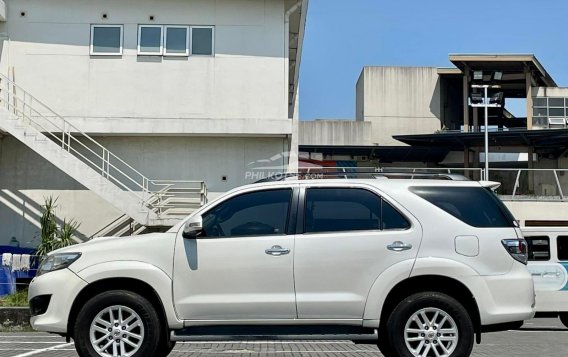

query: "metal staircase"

left=0, top=73, right=207, bottom=232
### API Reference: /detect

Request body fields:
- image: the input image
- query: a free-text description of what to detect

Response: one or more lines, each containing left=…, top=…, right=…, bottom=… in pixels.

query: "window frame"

left=298, top=186, right=411, bottom=235
left=137, top=24, right=164, bottom=56
left=198, top=187, right=298, bottom=239
left=190, top=25, right=215, bottom=56
left=164, top=25, right=190, bottom=57
left=90, top=24, right=124, bottom=56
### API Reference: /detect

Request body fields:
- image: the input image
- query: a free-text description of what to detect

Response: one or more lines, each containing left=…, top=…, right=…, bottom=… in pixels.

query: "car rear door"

left=293, top=183, right=422, bottom=319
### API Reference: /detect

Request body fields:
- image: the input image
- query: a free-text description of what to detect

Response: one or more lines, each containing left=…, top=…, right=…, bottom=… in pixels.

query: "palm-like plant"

left=36, top=197, right=79, bottom=261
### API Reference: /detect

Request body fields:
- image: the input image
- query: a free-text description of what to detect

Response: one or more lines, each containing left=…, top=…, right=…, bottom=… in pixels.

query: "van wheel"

left=73, top=290, right=163, bottom=357
left=387, top=292, right=474, bottom=357
left=560, top=313, right=568, bottom=329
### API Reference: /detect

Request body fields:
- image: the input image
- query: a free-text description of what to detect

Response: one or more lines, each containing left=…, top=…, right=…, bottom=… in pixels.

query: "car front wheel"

left=387, top=292, right=474, bottom=357
left=73, top=290, right=163, bottom=357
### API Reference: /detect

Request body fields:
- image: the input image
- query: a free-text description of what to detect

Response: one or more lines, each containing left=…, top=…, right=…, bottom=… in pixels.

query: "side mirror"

left=182, top=216, right=203, bottom=239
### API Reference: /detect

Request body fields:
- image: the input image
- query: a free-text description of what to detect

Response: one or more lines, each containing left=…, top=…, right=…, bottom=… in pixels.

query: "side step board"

left=171, top=325, right=378, bottom=342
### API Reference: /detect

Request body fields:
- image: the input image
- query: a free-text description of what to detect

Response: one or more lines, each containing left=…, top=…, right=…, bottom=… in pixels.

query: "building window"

left=90, top=25, right=123, bottom=55
left=138, top=25, right=163, bottom=55
left=164, top=26, right=189, bottom=56
left=191, top=26, right=214, bottom=56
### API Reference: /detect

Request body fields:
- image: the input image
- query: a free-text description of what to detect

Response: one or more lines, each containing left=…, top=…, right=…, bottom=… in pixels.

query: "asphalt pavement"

left=0, top=318, right=565, bottom=357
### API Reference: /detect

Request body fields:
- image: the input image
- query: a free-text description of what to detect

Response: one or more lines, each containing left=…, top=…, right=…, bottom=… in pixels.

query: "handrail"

left=0, top=75, right=207, bottom=218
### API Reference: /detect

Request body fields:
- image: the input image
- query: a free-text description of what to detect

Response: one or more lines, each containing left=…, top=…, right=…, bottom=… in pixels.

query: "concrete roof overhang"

left=299, top=145, right=451, bottom=163
left=448, top=54, right=557, bottom=88
left=394, top=129, right=568, bottom=156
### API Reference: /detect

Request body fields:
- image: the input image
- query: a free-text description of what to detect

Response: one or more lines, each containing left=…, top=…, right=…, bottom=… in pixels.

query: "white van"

left=523, top=227, right=568, bottom=327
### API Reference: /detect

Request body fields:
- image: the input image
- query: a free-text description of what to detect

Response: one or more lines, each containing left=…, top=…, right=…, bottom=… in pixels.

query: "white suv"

left=28, top=179, right=534, bottom=357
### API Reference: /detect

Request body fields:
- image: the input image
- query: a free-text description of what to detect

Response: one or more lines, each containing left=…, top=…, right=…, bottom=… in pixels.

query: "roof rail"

left=254, top=171, right=471, bottom=183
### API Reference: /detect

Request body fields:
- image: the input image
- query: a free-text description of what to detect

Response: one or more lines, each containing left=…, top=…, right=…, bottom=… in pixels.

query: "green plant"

left=0, top=289, right=28, bottom=307
left=36, top=197, right=79, bottom=261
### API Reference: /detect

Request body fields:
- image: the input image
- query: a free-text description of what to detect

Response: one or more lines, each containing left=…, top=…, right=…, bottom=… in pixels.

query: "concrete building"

left=299, top=54, right=568, bottom=226
left=0, top=0, right=308, bottom=246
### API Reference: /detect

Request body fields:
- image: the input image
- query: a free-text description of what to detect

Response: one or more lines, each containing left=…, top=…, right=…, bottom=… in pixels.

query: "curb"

left=0, top=307, right=31, bottom=331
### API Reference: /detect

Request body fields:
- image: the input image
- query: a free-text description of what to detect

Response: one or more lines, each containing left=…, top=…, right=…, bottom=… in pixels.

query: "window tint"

left=91, top=25, right=122, bottom=55
left=382, top=200, right=411, bottom=230
left=139, top=26, right=162, bottom=54
left=192, top=27, right=214, bottom=55
left=165, top=26, right=189, bottom=55
left=304, top=188, right=410, bottom=233
left=525, top=236, right=550, bottom=261
left=558, top=236, right=568, bottom=261
left=202, top=189, right=291, bottom=238
left=410, top=187, right=516, bottom=228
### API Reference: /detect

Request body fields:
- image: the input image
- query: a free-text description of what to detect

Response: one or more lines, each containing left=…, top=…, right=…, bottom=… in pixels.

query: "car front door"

left=173, top=186, right=298, bottom=321
left=293, top=184, right=422, bottom=319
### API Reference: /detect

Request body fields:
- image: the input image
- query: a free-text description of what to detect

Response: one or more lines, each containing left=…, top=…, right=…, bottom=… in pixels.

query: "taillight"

left=501, top=239, right=528, bottom=265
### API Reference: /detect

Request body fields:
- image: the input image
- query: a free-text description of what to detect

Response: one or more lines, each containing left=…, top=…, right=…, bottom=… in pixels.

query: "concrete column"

left=526, top=68, right=533, bottom=130
left=472, top=107, right=478, bottom=132
left=463, top=67, right=470, bottom=133
left=528, top=146, right=535, bottom=194
left=464, top=147, right=470, bottom=179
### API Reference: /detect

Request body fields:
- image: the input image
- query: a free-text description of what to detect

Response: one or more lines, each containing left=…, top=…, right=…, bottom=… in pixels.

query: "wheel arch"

left=378, top=275, right=482, bottom=341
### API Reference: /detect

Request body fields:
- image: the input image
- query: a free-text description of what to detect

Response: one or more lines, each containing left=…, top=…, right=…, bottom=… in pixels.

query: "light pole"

left=469, top=84, right=502, bottom=181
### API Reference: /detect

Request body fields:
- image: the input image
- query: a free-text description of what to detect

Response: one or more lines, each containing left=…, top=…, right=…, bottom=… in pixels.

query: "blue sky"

left=299, top=0, right=568, bottom=120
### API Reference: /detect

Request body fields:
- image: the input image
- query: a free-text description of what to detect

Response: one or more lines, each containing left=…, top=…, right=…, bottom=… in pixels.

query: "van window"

left=410, top=187, right=516, bottom=228
left=558, top=236, right=568, bottom=261
left=525, top=236, right=550, bottom=261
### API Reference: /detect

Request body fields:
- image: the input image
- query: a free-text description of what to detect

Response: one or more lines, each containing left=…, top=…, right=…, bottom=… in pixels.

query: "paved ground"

left=0, top=318, right=565, bottom=356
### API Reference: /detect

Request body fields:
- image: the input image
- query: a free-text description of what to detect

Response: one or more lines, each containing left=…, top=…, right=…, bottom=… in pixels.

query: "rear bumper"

left=462, top=262, right=535, bottom=326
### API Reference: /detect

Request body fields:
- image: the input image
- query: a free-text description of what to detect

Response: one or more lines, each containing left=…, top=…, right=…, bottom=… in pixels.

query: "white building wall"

left=0, top=0, right=290, bottom=133
left=358, top=66, right=442, bottom=146
left=0, top=136, right=288, bottom=246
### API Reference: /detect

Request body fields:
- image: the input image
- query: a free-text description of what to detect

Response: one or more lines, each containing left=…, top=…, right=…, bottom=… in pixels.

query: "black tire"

left=377, top=324, right=397, bottom=357
left=560, top=313, right=568, bottom=329
left=155, top=339, right=176, bottom=357
left=73, top=290, right=164, bottom=357
left=387, top=292, right=474, bottom=357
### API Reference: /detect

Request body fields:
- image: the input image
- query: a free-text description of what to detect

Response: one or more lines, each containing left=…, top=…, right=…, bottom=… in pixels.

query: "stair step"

left=171, top=326, right=378, bottom=342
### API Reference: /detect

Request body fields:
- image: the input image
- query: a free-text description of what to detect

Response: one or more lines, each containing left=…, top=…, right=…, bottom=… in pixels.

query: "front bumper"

left=462, top=262, right=535, bottom=326
left=28, top=268, right=87, bottom=333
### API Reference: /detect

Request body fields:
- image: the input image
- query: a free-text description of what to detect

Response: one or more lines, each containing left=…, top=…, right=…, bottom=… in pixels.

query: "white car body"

left=28, top=179, right=535, bottom=356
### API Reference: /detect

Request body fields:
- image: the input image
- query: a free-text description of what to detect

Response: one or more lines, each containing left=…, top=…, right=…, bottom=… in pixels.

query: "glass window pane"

left=549, top=98, right=565, bottom=107
left=202, top=189, right=291, bottom=238
left=140, top=26, right=162, bottom=53
left=92, top=26, right=121, bottom=54
left=382, top=201, right=410, bottom=230
left=411, top=187, right=516, bottom=228
left=558, top=236, right=568, bottom=261
left=533, top=98, right=547, bottom=107
left=166, top=27, right=188, bottom=54
left=533, top=107, right=548, bottom=117
left=549, top=108, right=565, bottom=117
left=525, top=236, right=550, bottom=261
left=305, top=188, right=380, bottom=233
left=192, top=27, right=213, bottom=55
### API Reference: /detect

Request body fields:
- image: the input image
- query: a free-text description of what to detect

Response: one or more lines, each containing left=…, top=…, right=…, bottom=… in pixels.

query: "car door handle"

left=387, top=241, right=413, bottom=252
left=265, top=245, right=290, bottom=256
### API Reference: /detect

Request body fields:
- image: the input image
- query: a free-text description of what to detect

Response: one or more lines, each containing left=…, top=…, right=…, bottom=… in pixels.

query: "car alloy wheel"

left=404, top=307, right=458, bottom=357
left=89, top=305, right=145, bottom=357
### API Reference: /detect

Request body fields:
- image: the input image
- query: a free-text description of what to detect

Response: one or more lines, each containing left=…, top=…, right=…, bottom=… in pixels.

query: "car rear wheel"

left=73, top=290, right=163, bottom=357
left=387, top=292, right=474, bottom=357
left=560, top=313, right=568, bottom=329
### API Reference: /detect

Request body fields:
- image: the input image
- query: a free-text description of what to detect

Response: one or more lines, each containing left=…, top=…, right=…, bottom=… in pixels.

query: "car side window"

left=201, top=189, right=292, bottom=238
left=525, top=236, right=550, bottom=261
left=558, top=236, right=568, bottom=261
left=304, top=187, right=409, bottom=234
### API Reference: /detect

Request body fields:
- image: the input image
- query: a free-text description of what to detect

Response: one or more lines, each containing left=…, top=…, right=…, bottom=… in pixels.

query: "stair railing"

left=0, top=74, right=207, bottom=219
